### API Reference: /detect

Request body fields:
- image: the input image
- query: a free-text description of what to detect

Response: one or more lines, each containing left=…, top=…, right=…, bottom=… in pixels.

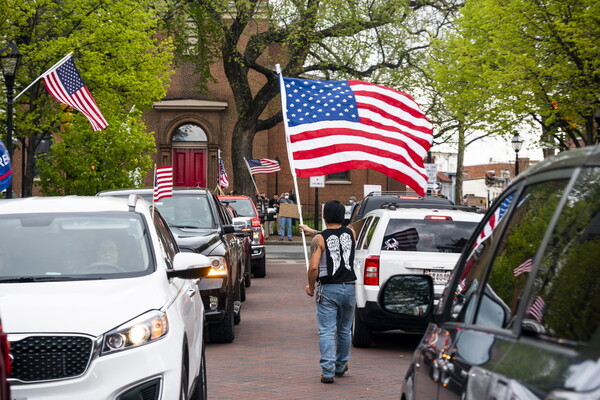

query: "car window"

left=154, top=195, right=215, bottom=229
left=0, top=212, right=151, bottom=278
left=362, top=217, right=380, bottom=250
left=520, top=167, right=600, bottom=343
left=222, top=199, right=256, bottom=218
left=381, top=219, right=477, bottom=253
left=153, top=209, right=178, bottom=269
left=355, top=216, right=372, bottom=248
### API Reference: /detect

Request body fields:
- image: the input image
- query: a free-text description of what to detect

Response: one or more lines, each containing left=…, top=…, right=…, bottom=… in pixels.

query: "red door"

left=173, top=149, right=207, bottom=187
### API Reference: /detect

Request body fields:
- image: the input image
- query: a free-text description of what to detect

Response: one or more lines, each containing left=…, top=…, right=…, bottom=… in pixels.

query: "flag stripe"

left=41, top=56, right=108, bottom=131
left=154, top=166, right=173, bottom=202
left=282, top=77, right=432, bottom=196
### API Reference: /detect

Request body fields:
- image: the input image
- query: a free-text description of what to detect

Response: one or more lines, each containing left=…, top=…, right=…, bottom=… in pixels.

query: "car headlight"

left=102, top=310, right=168, bottom=355
left=207, top=256, right=228, bottom=277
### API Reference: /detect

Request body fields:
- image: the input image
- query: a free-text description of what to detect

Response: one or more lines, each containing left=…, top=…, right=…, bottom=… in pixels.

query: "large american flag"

left=42, top=56, right=108, bottom=131
left=153, top=166, right=173, bottom=202
left=247, top=158, right=281, bottom=174
left=474, top=193, right=515, bottom=248
left=281, top=77, right=433, bottom=195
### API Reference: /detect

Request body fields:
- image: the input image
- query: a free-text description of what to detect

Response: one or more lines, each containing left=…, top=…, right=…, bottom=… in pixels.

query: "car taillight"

left=364, top=256, right=379, bottom=286
left=425, top=215, right=453, bottom=221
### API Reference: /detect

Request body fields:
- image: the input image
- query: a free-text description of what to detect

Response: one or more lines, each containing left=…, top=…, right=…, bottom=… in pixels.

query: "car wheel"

left=253, top=255, right=266, bottom=278
left=234, top=284, right=242, bottom=325
left=190, top=344, right=207, bottom=400
left=245, top=269, right=252, bottom=288
left=208, top=301, right=235, bottom=343
left=240, top=279, right=246, bottom=302
left=352, top=309, right=372, bottom=348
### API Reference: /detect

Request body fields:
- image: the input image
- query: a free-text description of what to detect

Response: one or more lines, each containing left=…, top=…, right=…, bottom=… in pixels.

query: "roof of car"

left=97, top=187, right=211, bottom=197
left=517, top=144, right=600, bottom=180
left=217, top=195, right=253, bottom=200
left=0, top=195, right=148, bottom=214
left=365, top=207, right=483, bottom=221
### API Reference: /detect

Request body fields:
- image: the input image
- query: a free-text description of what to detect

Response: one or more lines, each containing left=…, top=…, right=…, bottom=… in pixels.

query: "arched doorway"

left=172, top=123, right=208, bottom=187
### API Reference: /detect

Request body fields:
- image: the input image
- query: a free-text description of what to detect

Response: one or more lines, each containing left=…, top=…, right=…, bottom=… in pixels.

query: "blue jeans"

left=279, top=216, right=292, bottom=238
left=316, top=283, right=356, bottom=378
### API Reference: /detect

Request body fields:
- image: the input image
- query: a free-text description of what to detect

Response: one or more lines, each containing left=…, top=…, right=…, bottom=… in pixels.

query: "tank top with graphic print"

left=317, top=227, right=357, bottom=284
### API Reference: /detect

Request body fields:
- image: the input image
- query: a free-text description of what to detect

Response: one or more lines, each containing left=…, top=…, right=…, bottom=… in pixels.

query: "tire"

left=352, top=309, right=372, bottom=348
left=253, top=255, right=266, bottom=278
left=208, top=300, right=235, bottom=343
left=240, top=279, right=246, bottom=302
left=244, top=256, right=252, bottom=287
left=190, top=344, right=207, bottom=400
left=234, top=284, right=242, bottom=325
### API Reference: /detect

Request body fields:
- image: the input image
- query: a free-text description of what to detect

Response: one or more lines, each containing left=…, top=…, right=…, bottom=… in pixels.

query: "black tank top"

left=318, top=227, right=357, bottom=284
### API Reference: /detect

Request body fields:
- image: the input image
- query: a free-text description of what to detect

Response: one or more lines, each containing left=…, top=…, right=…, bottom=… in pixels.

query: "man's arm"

left=305, top=235, right=323, bottom=296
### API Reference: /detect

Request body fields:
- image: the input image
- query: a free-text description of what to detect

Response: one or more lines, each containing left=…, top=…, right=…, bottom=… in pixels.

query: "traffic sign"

left=424, top=163, right=437, bottom=183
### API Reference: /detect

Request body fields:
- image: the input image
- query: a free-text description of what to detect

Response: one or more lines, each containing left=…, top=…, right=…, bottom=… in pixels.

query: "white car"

left=0, top=195, right=211, bottom=399
left=352, top=206, right=483, bottom=347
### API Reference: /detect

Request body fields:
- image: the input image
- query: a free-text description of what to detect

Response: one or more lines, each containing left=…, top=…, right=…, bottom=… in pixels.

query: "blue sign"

left=0, top=140, right=12, bottom=192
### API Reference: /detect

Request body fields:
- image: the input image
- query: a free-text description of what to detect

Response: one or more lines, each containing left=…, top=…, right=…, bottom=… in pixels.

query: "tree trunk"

left=454, top=121, right=465, bottom=205
left=230, top=120, right=257, bottom=197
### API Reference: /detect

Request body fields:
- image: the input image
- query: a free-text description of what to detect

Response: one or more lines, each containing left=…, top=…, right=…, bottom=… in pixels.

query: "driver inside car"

left=97, top=239, right=119, bottom=265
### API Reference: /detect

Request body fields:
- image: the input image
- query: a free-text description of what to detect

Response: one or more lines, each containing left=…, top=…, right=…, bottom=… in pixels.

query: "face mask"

left=284, top=195, right=289, bottom=199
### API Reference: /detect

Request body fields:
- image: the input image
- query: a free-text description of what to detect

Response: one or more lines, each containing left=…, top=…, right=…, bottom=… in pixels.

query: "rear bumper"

left=357, top=301, right=428, bottom=333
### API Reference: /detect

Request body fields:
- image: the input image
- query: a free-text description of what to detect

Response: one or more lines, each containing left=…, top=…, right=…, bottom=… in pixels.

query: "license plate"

left=424, top=270, right=451, bottom=285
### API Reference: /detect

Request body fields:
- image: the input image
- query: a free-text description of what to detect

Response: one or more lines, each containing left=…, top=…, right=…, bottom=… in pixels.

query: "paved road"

left=205, top=251, right=422, bottom=399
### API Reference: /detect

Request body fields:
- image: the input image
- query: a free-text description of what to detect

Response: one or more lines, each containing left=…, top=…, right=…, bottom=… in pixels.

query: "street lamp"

left=511, top=132, right=523, bottom=176
left=1, top=43, right=21, bottom=198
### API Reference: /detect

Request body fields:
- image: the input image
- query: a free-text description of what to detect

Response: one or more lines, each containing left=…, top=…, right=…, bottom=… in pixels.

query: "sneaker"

left=279, top=238, right=284, bottom=241
left=335, top=363, right=349, bottom=377
left=287, top=238, right=293, bottom=241
left=320, top=375, right=334, bottom=384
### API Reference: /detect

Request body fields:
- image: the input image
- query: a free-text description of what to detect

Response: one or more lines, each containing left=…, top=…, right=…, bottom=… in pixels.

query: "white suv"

left=0, top=195, right=211, bottom=399
left=352, top=206, right=482, bottom=347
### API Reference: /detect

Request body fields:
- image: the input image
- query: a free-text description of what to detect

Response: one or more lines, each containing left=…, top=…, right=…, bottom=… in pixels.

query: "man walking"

left=300, top=200, right=357, bottom=383
left=277, top=192, right=294, bottom=241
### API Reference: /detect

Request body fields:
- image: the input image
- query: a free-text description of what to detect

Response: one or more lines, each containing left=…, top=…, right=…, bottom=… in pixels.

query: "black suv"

left=379, top=145, right=600, bottom=399
left=98, top=188, right=246, bottom=343
left=348, top=191, right=475, bottom=224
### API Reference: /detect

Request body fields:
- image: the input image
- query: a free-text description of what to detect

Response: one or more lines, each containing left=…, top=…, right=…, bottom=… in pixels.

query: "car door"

left=153, top=209, right=203, bottom=375
left=427, top=172, right=574, bottom=400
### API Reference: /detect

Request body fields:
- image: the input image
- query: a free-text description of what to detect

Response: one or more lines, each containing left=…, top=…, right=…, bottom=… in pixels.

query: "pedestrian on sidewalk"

left=300, top=200, right=357, bottom=384
left=277, top=192, right=294, bottom=241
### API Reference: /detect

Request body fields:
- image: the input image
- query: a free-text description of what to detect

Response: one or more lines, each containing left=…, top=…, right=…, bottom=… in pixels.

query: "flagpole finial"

left=275, top=64, right=281, bottom=74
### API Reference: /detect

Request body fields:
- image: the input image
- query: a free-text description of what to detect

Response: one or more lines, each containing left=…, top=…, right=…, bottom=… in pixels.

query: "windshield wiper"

left=170, top=224, right=201, bottom=229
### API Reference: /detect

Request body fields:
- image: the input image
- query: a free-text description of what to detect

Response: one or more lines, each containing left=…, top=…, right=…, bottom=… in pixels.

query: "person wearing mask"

left=277, top=192, right=294, bottom=241
left=300, top=200, right=357, bottom=384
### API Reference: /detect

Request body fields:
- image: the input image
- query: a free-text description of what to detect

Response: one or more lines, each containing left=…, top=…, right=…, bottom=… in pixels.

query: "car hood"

left=173, top=229, right=221, bottom=255
left=0, top=273, right=171, bottom=336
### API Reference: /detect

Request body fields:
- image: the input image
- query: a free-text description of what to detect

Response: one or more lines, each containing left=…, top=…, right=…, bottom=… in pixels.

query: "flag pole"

left=14, top=52, right=73, bottom=101
left=152, top=164, right=157, bottom=220
left=243, top=157, right=260, bottom=195
left=276, top=64, right=309, bottom=269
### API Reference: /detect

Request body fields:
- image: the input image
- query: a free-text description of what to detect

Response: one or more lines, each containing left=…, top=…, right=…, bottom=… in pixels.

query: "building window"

left=172, top=123, right=207, bottom=142
left=326, top=171, right=350, bottom=183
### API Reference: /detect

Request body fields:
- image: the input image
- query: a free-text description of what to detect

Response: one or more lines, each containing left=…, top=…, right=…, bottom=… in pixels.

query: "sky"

left=433, top=131, right=545, bottom=166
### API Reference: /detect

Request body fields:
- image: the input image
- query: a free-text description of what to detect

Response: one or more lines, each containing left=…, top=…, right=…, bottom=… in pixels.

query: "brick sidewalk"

left=205, top=260, right=420, bottom=399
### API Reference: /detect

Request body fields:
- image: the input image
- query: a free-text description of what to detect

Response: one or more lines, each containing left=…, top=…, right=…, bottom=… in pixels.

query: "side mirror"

left=232, top=217, right=252, bottom=237
left=222, top=224, right=235, bottom=234
left=378, top=275, right=435, bottom=318
left=168, top=252, right=212, bottom=280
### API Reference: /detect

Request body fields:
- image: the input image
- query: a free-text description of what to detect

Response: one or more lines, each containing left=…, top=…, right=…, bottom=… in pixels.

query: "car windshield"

left=152, top=195, right=215, bottom=229
left=381, top=219, right=478, bottom=253
left=221, top=199, right=256, bottom=218
left=0, top=212, right=152, bottom=280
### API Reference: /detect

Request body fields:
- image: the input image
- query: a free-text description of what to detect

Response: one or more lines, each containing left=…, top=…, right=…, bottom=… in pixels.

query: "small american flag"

left=218, top=150, right=229, bottom=190
left=280, top=77, right=432, bottom=195
left=42, top=56, right=108, bottom=131
left=513, top=257, right=534, bottom=277
left=153, top=166, right=173, bottom=202
left=474, top=193, right=515, bottom=248
left=246, top=159, right=281, bottom=174
left=527, top=296, right=545, bottom=323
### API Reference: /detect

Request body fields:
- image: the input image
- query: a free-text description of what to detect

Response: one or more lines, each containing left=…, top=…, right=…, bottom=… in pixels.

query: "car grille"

left=10, top=335, right=94, bottom=382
